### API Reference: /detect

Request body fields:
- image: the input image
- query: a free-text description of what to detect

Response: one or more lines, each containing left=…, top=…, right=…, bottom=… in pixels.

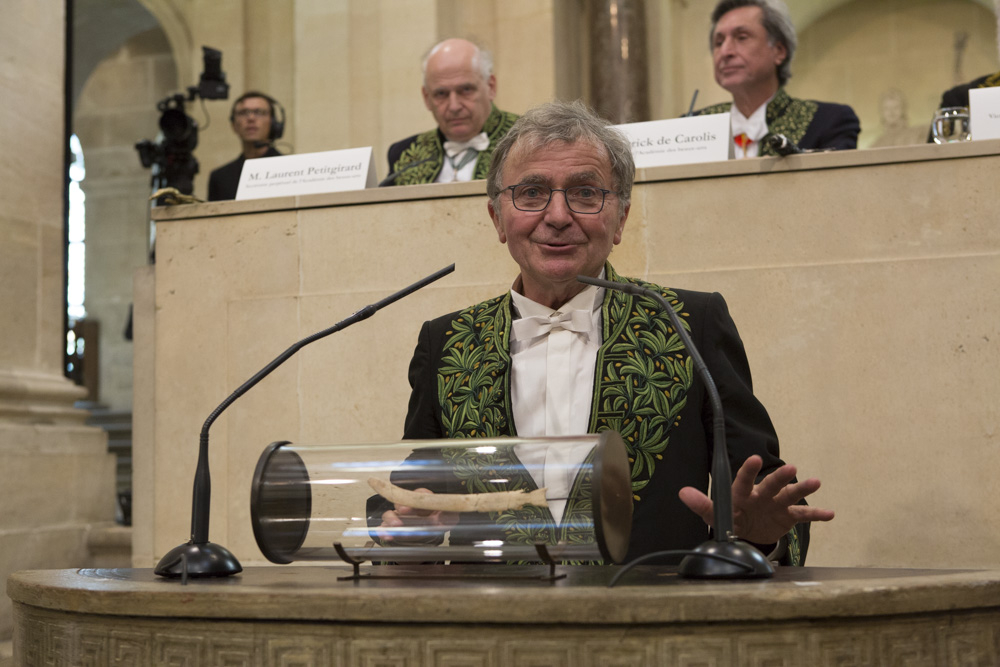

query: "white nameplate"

left=969, top=87, right=1000, bottom=141
left=614, top=114, right=732, bottom=168
left=236, top=147, right=376, bottom=200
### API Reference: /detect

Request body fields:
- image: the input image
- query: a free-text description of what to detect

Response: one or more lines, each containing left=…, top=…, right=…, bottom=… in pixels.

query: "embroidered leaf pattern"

left=393, top=106, right=520, bottom=185
left=438, top=296, right=511, bottom=439
left=436, top=265, right=694, bottom=507
left=393, top=131, right=443, bottom=185
left=591, top=267, right=694, bottom=502
left=694, top=88, right=819, bottom=156
left=441, top=446, right=600, bottom=563
left=788, top=528, right=802, bottom=566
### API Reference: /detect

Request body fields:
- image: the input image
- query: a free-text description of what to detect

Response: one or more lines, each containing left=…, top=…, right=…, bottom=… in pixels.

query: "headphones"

left=230, top=91, right=285, bottom=142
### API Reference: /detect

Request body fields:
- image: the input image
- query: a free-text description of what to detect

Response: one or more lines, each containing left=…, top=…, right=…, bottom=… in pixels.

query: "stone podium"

left=8, top=565, right=1000, bottom=664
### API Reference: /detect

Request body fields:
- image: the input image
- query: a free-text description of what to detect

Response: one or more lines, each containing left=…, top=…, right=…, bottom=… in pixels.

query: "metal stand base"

left=332, top=543, right=566, bottom=582
left=154, top=541, right=243, bottom=582
left=678, top=539, right=774, bottom=579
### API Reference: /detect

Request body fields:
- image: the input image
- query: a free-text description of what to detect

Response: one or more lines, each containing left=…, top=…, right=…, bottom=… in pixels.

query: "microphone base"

left=154, top=541, right=243, bottom=579
left=678, top=539, right=774, bottom=579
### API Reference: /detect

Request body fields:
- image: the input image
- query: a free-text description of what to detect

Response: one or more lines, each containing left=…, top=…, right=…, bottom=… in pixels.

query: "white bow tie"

left=511, top=310, right=593, bottom=341
left=443, top=132, right=489, bottom=157
left=731, top=107, right=769, bottom=143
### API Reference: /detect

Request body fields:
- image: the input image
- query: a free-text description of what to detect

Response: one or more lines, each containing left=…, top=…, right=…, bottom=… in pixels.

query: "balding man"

left=695, top=0, right=859, bottom=158
left=384, top=38, right=518, bottom=186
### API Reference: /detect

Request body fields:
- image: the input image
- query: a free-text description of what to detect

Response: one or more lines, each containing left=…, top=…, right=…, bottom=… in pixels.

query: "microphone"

left=766, top=133, right=803, bottom=156
left=378, top=155, right=435, bottom=187
left=577, top=274, right=773, bottom=579
left=682, top=89, right=700, bottom=117
left=154, top=263, right=457, bottom=579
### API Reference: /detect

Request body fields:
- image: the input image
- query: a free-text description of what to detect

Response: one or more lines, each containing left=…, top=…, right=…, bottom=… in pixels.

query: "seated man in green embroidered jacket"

left=384, top=38, right=518, bottom=186
left=695, top=0, right=859, bottom=158
left=379, top=100, right=835, bottom=565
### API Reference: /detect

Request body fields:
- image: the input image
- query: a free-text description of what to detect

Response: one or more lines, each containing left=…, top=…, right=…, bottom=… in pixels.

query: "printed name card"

left=614, top=114, right=732, bottom=168
left=969, top=87, right=1000, bottom=141
left=236, top=147, right=377, bottom=200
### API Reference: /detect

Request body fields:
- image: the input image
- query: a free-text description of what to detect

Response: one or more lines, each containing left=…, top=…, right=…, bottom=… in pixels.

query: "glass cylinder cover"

left=250, top=432, right=632, bottom=565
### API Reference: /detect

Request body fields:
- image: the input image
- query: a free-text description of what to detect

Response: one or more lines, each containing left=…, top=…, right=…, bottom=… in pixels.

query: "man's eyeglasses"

left=234, top=108, right=270, bottom=119
left=505, top=184, right=615, bottom=214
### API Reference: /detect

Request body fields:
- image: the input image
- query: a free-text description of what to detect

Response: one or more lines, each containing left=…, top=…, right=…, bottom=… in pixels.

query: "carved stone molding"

left=13, top=602, right=1000, bottom=666
left=10, top=567, right=1000, bottom=666
left=0, top=368, right=89, bottom=425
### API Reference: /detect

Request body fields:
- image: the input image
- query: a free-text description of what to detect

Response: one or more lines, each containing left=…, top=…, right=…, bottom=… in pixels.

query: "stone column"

left=0, top=0, right=116, bottom=641
left=588, top=0, right=651, bottom=124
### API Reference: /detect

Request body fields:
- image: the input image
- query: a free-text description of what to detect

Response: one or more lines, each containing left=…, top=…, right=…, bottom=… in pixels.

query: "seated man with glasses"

left=384, top=100, right=834, bottom=564
left=208, top=91, right=285, bottom=201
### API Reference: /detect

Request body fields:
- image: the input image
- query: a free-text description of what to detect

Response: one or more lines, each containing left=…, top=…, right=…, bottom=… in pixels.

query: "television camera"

left=136, top=46, right=229, bottom=197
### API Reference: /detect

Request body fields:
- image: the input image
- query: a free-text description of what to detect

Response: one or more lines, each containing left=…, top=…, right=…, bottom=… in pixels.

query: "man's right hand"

left=375, top=488, right=459, bottom=544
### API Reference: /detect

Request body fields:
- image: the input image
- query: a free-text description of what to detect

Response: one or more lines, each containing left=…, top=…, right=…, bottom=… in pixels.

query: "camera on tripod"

left=136, top=46, right=230, bottom=197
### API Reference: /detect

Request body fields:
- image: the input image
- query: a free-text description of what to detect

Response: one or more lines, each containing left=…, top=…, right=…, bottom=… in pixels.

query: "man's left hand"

left=678, top=455, right=835, bottom=545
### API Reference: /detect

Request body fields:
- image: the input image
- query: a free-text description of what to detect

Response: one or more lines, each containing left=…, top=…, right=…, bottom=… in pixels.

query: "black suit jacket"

left=938, top=71, right=1000, bottom=109
left=207, top=146, right=282, bottom=201
left=399, top=274, right=808, bottom=564
left=792, top=101, right=859, bottom=151
left=696, top=88, right=859, bottom=154
left=386, top=131, right=435, bottom=177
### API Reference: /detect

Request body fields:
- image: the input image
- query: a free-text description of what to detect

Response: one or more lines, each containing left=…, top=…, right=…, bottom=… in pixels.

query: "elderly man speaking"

left=382, top=101, right=834, bottom=564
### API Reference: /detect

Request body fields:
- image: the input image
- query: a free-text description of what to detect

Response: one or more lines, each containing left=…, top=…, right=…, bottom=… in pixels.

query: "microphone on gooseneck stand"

left=766, top=133, right=803, bottom=156
left=154, top=263, right=457, bottom=580
left=682, top=89, right=700, bottom=117
left=577, top=274, right=774, bottom=580
left=378, top=155, right=436, bottom=187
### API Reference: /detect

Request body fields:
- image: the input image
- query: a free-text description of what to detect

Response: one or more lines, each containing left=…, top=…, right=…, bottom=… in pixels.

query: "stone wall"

left=0, top=0, right=117, bottom=642
left=793, top=0, right=1000, bottom=148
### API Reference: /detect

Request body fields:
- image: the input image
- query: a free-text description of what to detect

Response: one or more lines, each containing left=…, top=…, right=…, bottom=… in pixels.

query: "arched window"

left=66, top=134, right=87, bottom=378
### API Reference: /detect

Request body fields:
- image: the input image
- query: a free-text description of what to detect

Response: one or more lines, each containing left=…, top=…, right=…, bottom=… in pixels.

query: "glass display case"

left=250, top=432, right=632, bottom=566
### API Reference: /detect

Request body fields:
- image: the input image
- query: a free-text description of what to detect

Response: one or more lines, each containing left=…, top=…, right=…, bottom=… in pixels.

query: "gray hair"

left=710, top=0, right=797, bottom=86
left=421, top=39, right=493, bottom=85
left=486, top=101, right=634, bottom=218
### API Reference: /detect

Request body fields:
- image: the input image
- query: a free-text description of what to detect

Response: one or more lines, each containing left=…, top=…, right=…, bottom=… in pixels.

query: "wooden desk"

left=9, top=565, right=1000, bottom=665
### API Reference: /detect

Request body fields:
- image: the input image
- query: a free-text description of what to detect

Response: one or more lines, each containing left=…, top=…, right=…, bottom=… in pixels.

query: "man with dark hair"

left=378, top=101, right=834, bottom=564
left=696, top=0, right=859, bottom=158
left=207, top=91, right=284, bottom=201
left=384, top=38, right=518, bottom=186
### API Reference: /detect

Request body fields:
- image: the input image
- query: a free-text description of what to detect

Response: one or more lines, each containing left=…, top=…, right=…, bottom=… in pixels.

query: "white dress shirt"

left=509, top=280, right=605, bottom=522
left=435, top=132, right=489, bottom=183
left=730, top=94, right=774, bottom=159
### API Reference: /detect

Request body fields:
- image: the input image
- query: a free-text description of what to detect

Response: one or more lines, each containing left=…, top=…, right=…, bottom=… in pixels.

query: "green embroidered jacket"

left=400, top=263, right=807, bottom=565
left=696, top=87, right=859, bottom=154
left=388, top=105, right=519, bottom=185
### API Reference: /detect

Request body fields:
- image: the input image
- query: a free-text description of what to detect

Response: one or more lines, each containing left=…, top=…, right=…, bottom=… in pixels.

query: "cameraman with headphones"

left=207, top=91, right=285, bottom=201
